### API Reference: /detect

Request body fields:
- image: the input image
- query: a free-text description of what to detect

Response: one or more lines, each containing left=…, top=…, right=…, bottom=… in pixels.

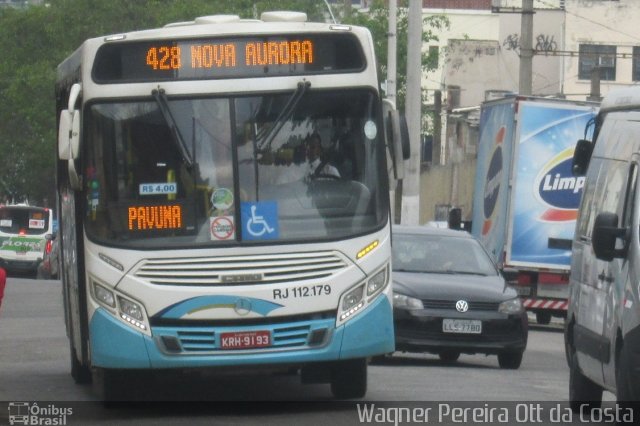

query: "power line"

left=537, top=0, right=640, bottom=42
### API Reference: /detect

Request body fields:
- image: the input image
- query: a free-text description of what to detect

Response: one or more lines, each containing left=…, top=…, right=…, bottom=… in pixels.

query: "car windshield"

left=392, top=233, right=497, bottom=276
left=83, top=89, right=388, bottom=249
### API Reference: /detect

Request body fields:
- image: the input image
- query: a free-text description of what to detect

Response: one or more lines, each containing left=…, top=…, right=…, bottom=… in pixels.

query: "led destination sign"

left=146, top=40, right=313, bottom=70
left=128, top=204, right=182, bottom=231
left=93, top=34, right=364, bottom=82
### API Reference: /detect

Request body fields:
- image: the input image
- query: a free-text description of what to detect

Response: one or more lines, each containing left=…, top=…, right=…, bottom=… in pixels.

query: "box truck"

left=471, top=96, right=598, bottom=324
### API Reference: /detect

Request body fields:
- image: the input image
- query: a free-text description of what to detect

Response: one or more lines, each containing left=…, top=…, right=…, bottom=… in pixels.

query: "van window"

left=600, top=160, right=627, bottom=216
left=0, top=206, right=51, bottom=236
left=622, top=163, right=638, bottom=230
left=577, top=157, right=603, bottom=239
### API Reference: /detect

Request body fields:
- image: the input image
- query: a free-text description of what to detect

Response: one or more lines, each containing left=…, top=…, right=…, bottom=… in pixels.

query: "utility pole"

left=519, top=0, right=534, bottom=95
left=401, top=0, right=422, bottom=226
left=387, top=0, right=398, bottom=223
left=343, top=0, right=351, bottom=20
left=587, top=66, right=602, bottom=102
left=386, top=0, right=397, bottom=106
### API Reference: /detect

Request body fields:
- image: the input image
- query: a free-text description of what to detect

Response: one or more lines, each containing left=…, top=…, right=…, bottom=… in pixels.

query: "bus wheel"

left=70, top=344, right=91, bottom=384
left=94, top=368, right=128, bottom=402
left=330, top=358, right=367, bottom=399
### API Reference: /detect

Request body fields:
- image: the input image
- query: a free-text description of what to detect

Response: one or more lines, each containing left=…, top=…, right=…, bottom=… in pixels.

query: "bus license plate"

left=442, top=319, right=482, bottom=334
left=220, top=330, right=271, bottom=349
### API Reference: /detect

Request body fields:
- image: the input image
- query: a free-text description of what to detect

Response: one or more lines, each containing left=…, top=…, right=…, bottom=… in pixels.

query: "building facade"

left=417, top=0, right=640, bottom=225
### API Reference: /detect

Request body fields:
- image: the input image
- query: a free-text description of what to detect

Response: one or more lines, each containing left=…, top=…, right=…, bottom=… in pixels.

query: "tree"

left=339, top=0, right=448, bottom=128
left=0, top=0, right=326, bottom=205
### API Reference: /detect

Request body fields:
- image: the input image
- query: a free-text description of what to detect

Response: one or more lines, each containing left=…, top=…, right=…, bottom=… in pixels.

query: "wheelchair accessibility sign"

left=241, top=201, right=279, bottom=240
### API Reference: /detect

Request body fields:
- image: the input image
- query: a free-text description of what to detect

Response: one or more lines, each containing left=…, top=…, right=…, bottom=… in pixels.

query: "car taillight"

left=45, top=240, right=53, bottom=254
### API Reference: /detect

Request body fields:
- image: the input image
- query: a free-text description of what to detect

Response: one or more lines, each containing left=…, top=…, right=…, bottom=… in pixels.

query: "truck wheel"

left=569, top=351, right=602, bottom=412
left=498, top=350, right=523, bottom=369
left=536, top=311, right=552, bottom=325
left=330, top=358, right=367, bottom=399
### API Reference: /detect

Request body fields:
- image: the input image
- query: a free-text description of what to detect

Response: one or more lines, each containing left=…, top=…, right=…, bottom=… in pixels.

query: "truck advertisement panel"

left=507, top=102, right=596, bottom=269
left=472, top=101, right=516, bottom=264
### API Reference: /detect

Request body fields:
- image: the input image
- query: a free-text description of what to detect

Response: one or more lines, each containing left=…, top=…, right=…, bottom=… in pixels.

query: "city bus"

left=55, top=11, right=407, bottom=400
left=0, top=203, right=54, bottom=276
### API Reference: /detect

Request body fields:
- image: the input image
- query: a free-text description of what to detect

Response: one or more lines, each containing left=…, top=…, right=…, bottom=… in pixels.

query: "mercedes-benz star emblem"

left=234, top=298, right=252, bottom=316
left=455, top=300, right=469, bottom=313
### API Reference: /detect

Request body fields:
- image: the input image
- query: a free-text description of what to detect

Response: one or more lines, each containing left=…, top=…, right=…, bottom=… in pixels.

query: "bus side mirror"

left=572, top=139, right=593, bottom=176
left=382, top=99, right=410, bottom=181
left=58, top=83, right=82, bottom=190
left=59, top=83, right=82, bottom=161
left=592, top=212, right=627, bottom=261
left=58, top=110, right=80, bottom=161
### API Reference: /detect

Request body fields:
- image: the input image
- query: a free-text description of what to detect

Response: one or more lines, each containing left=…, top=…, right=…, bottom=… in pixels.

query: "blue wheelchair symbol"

left=241, top=201, right=279, bottom=240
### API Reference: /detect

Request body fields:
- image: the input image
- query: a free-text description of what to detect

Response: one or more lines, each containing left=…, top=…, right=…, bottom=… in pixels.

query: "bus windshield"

left=84, top=88, right=388, bottom=248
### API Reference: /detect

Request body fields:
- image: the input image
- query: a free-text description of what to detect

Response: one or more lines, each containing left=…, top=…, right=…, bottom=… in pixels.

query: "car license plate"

left=442, top=319, right=482, bottom=334
left=220, top=330, right=271, bottom=349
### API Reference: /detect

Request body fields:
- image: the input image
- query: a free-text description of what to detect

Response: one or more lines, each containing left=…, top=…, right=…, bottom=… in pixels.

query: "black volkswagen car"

left=391, top=225, right=528, bottom=369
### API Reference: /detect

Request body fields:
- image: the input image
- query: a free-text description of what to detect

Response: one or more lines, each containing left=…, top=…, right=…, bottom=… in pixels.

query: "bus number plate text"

left=220, top=330, right=271, bottom=350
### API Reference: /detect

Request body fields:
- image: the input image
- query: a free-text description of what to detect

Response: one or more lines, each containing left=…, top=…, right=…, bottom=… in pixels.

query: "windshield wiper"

left=256, top=80, right=311, bottom=150
left=152, top=87, right=194, bottom=168
left=442, top=270, right=488, bottom=276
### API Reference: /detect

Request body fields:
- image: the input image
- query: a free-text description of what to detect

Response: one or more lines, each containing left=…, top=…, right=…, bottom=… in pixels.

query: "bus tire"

left=94, top=368, right=127, bottom=402
left=330, top=358, right=367, bottom=399
left=70, top=344, right=91, bottom=384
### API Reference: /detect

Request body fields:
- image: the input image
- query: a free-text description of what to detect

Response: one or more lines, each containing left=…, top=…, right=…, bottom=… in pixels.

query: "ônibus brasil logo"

left=534, top=147, right=585, bottom=222
left=482, top=126, right=505, bottom=235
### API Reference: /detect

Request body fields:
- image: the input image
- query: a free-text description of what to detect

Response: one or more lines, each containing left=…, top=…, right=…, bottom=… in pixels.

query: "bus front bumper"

left=89, top=295, right=394, bottom=369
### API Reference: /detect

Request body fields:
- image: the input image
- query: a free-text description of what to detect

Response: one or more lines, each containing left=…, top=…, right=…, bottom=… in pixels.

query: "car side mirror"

left=572, top=139, right=593, bottom=176
left=592, top=212, right=627, bottom=261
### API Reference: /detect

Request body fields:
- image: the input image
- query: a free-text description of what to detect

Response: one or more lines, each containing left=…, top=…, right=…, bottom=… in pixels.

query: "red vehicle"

left=0, top=267, right=6, bottom=309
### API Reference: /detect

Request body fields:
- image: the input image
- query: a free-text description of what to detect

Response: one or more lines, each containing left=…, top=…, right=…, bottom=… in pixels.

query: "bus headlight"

left=93, top=282, right=116, bottom=308
left=117, top=296, right=148, bottom=331
left=339, top=284, right=365, bottom=321
left=91, top=277, right=149, bottom=334
left=367, top=266, right=388, bottom=299
left=499, top=298, right=524, bottom=314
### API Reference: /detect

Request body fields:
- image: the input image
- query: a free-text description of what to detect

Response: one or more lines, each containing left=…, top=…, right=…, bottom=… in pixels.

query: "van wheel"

left=498, top=350, right=523, bottom=369
left=569, top=351, right=602, bottom=412
left=616, top=341, right=634, bottom=401
left=330, top=358, right=367, bottom=399
left=536, top=311, right=552, bottom=325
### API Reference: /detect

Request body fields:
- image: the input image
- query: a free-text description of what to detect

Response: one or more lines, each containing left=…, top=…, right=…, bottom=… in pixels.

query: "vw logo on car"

left=455, top=300, right=469, bottom=313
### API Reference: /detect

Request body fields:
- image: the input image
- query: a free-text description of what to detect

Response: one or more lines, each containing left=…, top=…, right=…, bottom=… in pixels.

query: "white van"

left=0, top=204, right=54, bottom=275
left=566, top=87, right=640, bottom=409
